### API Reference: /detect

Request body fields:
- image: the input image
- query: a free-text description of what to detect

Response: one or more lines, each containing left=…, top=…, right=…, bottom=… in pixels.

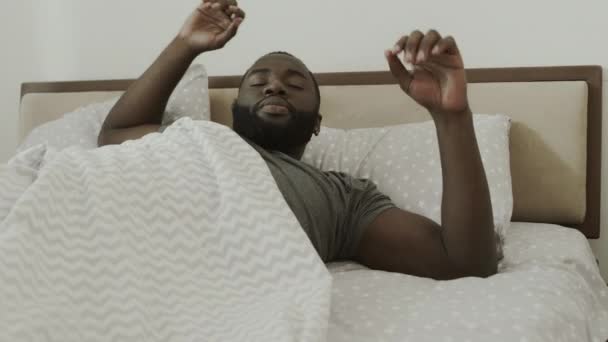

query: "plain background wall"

left=1, top=0, right=608, bottom=279
left=1, top=1, right=39, bottom=163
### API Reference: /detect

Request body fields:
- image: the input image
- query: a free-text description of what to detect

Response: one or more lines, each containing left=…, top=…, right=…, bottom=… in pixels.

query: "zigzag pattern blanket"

left=0, top=119, right=332, bottom=342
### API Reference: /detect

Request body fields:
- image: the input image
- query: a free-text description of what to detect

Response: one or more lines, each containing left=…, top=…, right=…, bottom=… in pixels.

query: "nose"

left=263, top=78, right=287, bottom=96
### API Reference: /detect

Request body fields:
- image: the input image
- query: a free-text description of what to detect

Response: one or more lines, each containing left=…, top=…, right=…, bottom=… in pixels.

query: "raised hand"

left=385, top=30, right=469, bottom=118
left=178, top=0, right=245, bottom=55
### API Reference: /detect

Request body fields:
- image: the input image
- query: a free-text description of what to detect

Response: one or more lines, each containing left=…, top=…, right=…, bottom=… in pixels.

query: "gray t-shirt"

left=247, top=140, right=396, bottom=262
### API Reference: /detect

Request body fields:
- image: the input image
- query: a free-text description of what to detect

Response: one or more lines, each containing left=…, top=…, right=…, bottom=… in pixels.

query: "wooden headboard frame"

left=21, top=65, right=603, bottom=238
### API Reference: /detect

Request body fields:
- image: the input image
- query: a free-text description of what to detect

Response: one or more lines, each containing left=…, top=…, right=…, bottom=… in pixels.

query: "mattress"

left=327, top=222, right=608, bottom=341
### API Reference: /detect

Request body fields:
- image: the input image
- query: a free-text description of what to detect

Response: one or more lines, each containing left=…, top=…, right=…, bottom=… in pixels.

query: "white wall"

left=0, top=1, right=40, bottom=163
left=2, top=0, right=608, bottom=279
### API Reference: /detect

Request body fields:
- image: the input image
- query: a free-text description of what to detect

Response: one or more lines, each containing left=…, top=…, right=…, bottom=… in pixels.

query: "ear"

left=314, top=113, right=323, bottom=136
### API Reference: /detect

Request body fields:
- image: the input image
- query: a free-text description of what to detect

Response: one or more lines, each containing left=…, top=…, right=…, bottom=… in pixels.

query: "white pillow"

left=161, top=64, right=210, bottom=129
left=18, top=98, right=119, bottom=153
left=302, top=114, right=513, bottom=243
left=18, top=64, right=210, bottom=152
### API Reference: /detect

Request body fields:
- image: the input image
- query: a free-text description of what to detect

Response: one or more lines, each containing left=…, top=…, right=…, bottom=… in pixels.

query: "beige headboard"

left=20, top=66, right=603, bottom=238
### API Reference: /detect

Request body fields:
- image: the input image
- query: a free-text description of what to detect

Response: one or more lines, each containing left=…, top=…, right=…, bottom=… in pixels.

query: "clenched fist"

left=385, top=30, right=469, bottom=118
left=178, top=0, right=245, bottom=54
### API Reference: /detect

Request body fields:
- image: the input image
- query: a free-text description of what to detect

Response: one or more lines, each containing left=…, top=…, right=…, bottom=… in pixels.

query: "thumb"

left=385, top=50, right=412, bottom=93
left=216, top=17, right=243, bottom=46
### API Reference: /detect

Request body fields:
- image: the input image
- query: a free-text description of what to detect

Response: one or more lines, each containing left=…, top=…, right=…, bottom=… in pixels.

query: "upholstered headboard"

left=20, top=66, right=603, bottom=238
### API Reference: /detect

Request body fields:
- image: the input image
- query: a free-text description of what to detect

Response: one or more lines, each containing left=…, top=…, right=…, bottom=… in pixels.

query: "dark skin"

left=357, top=32, right=498, bottom=279
left=236, top=54, right=322, bottom=159
left=99, top=0, right=497, bottom=280
left=98, top=0, right=245, bottom=145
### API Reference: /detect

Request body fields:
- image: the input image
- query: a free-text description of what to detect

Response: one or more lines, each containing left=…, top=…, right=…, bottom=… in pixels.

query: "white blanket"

left=0, top=119, right=332, bottom=342
left=327, top=222, right=608, bottom=341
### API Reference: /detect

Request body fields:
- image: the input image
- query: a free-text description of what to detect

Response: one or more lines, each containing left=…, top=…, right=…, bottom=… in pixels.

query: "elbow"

left=97, top=129, right=114, bottom=147
left=469, top=262, right=498, bottom=278
left=97, top=131, right=107, bottom=147
left=98, top=124, right=121, bottom=147
left=459, top=257, right=499, bottom=279
left=433, top=257, right=498, bottom=281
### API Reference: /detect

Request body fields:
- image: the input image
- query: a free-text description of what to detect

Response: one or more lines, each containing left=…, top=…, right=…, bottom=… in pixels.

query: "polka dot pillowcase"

left=160, top=64, right=210, bottom=130
left=303, top=114, right=513, bottom=247
left=19, top=64, right=210, bottom=152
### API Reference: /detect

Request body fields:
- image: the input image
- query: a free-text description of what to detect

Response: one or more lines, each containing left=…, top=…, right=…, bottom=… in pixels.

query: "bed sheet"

left=327, top=222, right=608, bottom=342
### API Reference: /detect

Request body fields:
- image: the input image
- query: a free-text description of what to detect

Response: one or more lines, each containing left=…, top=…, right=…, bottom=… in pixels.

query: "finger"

left=392, top=35, right=408, bottom=55
left=216, top=17, right=243, bottom=45
left=222, top=0, right=238, bottom=6
left=417, top=30, right=441, bottom=63
left=432, top=36, right=459, bottom=56
left=203, top=0, right=237, bottom=5
left=385, top=50, right=412, bottom=93
left=203, top=1, right=236, bottom=24
left=198, top=1, right=212, bottom=10
left=198, top=3, right=231, bottom=28
left=404, top=30, right=423, bottom=64
left=418, top=61, right=445, bottom=81
left=226, top=5, right=246, bottom=20
left=214, top=0, right=236, bottom=11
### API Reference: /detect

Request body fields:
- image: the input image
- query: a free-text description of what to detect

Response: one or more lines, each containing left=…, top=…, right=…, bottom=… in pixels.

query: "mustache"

left=231, top=102, right=318, bottom=153
left=252, top=96, right=297, bottom=113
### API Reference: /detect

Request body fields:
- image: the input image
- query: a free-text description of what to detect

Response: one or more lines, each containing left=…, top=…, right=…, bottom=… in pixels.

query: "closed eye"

left=288, top=84, right=304, bottom=90
left=250, top=83, right=266, bottom=87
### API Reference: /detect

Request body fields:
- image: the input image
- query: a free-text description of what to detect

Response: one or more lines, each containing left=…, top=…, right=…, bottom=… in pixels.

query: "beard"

left=232, top=102, right=318, bottom=154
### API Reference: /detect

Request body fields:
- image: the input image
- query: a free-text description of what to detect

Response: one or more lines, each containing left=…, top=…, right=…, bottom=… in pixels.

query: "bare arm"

left=355, top=30, right=497, bottom=280
left=98, top=39, right=197, bottom=146
left=434, top=111, right=496, bottom=277
left=98, top=0, right=245, bottom=146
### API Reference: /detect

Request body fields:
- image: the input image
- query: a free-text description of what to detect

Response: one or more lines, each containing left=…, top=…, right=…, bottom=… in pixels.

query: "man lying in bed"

left=98, top=0, right=498, bottom=280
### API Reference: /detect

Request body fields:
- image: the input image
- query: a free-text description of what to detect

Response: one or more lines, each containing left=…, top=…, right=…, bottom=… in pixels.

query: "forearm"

left=434, top=111, right=497, bottom=276
left=99, top=37, right=198, bottom=145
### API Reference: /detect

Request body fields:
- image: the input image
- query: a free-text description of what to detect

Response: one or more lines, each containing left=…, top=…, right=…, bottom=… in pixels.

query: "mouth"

left=259, top=104, right=290, bottom=115
left=255, top=98, right=294, bottom=123
left=256, top=97, right=294, bottom=115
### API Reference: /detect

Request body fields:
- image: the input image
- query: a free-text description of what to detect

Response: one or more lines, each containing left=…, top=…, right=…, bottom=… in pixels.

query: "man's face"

left=232, top=53, right=321, bottom=154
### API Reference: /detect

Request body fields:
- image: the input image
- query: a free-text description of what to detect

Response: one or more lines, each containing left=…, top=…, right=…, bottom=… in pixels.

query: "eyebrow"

left=248, top=68, right=308, bottom=80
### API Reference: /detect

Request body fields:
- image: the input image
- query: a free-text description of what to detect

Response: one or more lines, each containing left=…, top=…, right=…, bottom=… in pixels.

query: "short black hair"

left=239, top=51, right=321, bottom=112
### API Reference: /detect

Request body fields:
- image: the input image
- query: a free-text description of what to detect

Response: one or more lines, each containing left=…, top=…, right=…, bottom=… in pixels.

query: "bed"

left=17, top=66, right=608, bottom=341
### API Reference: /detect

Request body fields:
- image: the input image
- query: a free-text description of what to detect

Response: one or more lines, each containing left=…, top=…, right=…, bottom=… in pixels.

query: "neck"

left=280, top=144, right=306, bottom=160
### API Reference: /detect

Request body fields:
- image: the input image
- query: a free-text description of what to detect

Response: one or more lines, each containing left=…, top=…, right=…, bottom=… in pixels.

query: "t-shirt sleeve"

left=334, top=174, right=396, bottom=260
